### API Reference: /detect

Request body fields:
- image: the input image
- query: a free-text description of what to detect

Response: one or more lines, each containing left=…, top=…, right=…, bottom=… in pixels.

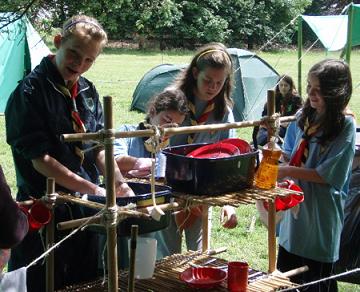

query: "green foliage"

left=1, top=0, right=313, bottom=48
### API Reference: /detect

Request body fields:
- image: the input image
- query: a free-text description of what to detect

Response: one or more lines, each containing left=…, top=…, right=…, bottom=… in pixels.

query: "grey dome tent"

left=130, top=48, right=279, bottom=122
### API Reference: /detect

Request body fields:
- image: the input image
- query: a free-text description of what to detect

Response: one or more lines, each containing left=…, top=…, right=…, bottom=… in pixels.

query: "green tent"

left=0, top=13, right=50, bottom=113
left=130, top=48, right=279, bottom=122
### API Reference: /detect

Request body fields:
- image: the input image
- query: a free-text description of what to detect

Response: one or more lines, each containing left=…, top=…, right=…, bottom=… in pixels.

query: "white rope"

left=233, top=14, right=300, bottom=75
left=174, top=198, right=198, bottom=233
left=101, top=205, right=119, bottom=228
left=26, top=209, right=105, bottom=269
left=278, top=267, right=360, bottom=292
left=244, top=33, right=321, bottom=119
left=236, top=15, right=300, bottom=119
left=101, top=238, right=108, bottom=286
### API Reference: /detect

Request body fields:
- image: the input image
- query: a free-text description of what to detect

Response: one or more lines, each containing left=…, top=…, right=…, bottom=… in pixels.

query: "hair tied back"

left=63, top=20, right=101, bottom=32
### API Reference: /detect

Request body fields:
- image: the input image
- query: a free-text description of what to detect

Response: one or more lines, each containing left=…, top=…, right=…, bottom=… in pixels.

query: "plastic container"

left=162, top=143, right=258, bottom=195
left=85, top=182, right=172, bottom=236
left=155, top=152, right=167, bottom=178
left=129, top=237, right=157, bottom=279
left=254, top=140, right=282, bottom=189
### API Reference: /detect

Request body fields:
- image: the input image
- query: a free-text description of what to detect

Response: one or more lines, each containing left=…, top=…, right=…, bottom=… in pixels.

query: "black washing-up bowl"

left=85, top=182, right=172, bottom=236
left=162, top=143, right=258, bottom=195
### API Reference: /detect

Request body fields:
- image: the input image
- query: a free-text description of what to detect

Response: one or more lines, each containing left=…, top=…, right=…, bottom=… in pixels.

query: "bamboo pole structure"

left=46, top=177, right=55, bottom=292
left=265, top=90, right=277, bottom=273
left=59, top=92, right=294, bottom=288
left=103, top=96, right=119, bottom=292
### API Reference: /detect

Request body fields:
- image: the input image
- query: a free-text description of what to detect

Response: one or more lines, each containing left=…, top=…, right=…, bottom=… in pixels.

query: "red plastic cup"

left=28, top=201, right=52, bottom=232
left=227, top=261, right=248, bottom=292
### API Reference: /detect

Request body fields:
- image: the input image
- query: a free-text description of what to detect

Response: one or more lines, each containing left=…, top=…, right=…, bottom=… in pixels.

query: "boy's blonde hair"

left=61, top=15, right=108, bottom=48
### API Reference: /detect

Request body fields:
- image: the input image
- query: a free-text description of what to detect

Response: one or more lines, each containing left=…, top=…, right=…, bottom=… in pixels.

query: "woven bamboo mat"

left=127, top=178, right=303, bottom=208
left=172, top=186, right=301, bottom=208
left=58, top=251, right=297, bottom=291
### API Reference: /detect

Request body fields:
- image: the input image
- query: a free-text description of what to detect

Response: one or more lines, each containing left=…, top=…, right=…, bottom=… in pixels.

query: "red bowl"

left=264, top=180, right=304, bottom=211
left=180, top=267, right=227, bottom=289
left=186, top=142, right=240, bottom=159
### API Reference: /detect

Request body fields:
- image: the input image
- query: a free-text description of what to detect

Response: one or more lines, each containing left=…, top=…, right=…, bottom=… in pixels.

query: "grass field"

left=1, top=47, right=360, bottom=290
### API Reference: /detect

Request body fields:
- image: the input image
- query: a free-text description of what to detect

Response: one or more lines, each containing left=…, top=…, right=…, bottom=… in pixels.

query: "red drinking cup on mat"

left=20, top=201, right=52, bottom=232
left=227, top=261, right=248, bottom=292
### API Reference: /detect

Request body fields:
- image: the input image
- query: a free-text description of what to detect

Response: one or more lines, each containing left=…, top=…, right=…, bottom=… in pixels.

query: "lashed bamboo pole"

left=57, top=215, right=102, bottom=230
left=103, top=96, right=118, bottom=292
left=266, top=89, right=277, bottom=273
left=56, top=194, right=177, bottom=231
left=46, top=177, right=55, bottom=292
left=62, top=116, right=296, bottom=143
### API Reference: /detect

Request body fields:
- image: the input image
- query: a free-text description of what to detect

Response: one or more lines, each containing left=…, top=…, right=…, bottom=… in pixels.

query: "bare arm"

left=95, top=150, right=135, bottom=197
left=278, top=165, right=326, bottom=184
left=32, top=154, right=98, bottom=194
left=115, top=155, right=138, bottom=173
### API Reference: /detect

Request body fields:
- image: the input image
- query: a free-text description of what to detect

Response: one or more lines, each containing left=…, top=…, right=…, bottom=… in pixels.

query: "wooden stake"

left=128, top=225, right=138, bottom=292
left=46, top=177, right=55, bottom=292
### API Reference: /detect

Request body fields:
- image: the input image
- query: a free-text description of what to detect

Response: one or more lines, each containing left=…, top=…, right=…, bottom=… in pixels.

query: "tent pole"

left=297, top=16, right=303, bottom=97
left=345, top=3, right=354, bottom=65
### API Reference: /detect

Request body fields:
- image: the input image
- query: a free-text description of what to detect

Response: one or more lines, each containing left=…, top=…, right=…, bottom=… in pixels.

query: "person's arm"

left=220, top=205, right=238, bottom=229
left=116, top=156, right=153, bottom=178
left=278, top=165, right=326, bottom=184
left=114, top=132, right=152, bottom=177
left=281, top=121, right=297, bottom=162
left=32, top=154, right=100, bottom=195
left=95, top=150, right=135, bottom=197
left=116, top=155, right=138, bottom=173
left=0, top=166, right=28, bottom=249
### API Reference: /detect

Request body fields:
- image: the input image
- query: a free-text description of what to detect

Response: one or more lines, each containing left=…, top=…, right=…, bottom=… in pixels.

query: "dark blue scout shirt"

left=5, top=56, right=104, bottom=201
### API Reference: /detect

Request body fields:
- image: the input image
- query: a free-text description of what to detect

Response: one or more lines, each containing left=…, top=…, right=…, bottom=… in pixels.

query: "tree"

left=0, top=0, right=332, bottom=49
left=304, top=0, right=359, bottom=15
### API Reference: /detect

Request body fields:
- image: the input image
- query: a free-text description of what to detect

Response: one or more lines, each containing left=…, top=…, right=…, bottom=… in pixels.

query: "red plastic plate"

left=221, top=138, right=252, bottom=153
left=180, top=267, right=227, bottom=289
left=186, top=142, right=240, bottom=159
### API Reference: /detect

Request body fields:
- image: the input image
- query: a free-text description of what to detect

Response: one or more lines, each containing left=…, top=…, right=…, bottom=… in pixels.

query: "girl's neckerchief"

left=289, top=117, right=320, bottom=167
left=187, top=99, right=215, bottom=144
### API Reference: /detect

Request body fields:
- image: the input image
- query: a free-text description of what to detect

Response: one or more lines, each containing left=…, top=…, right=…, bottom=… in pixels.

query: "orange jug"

left=254, top=140, right=282, bottom=189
